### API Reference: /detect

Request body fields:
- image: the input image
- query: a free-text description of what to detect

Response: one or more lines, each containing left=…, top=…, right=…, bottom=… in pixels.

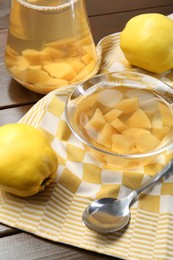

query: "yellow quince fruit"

left=120, top=13, right=173, bottom=73
left=0, top=123, right=58, bottom=197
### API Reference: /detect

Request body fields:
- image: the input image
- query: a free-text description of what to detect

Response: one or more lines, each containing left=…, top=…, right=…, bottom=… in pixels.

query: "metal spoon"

left=82, top=159, right=173, bottom=233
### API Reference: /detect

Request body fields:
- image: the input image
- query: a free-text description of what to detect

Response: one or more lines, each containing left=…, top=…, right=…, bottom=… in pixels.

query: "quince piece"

left=85, top=108, right=105, bottom=130
left=111, top=118, right=128, bottom=132
left=152, top=126, right=170, bottom=140
left=28, top=65, right=42, bottom=69
left=120, top=13, right=173, bottom=73
left=125, top=89, right=155, bottom=103
left=122, top=128, right=149, bottom=137
left=22, top=49, right=50, bottom=65
left=159, top=102, right=173, bottom=127
left=19, top=67, right=50, bottom=84
left=140, top=98, right=159, bottom=114
left=42, top=47, right=65, bottom=60
left=70, top=60, right=85, bottom=73
left=97, top=123, right=116, bottom=148
left=5, top=57, right=17, bottom=68
left=43, top=62, right=76, bottom=81
left=104, top=108, right=122, bottom=123
left=85, top=128, right=98, bottom=143
left=73, top=60, right=95, bottom=82
left=16, top=56, right=29, bottom=67
left=83, top=45, right=97, bottom=60
left=76, top=95, right=98, bottom=116
left=115, top=97, right=138, bottom=113
left=98, top=89, right=123, bottom=107
left=10, top=65, right=26, bottom=80
left=151, top=111, right=163, bottom=129
left=81, top=54, right=93, bottom=65
left=136, top=133, right=160, bottom=153
left=111, top=134, right=136, bottom=154
left=127, top=109, right=151, bottom=128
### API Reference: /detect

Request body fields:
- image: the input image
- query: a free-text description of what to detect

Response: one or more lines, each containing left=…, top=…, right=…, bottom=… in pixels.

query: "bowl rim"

left=65, top=71, right=173, bottom=159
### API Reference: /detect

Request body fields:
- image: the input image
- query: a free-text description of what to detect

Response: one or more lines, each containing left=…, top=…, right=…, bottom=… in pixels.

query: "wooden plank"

left=89, top=6, right=173, bottom=43
left=0, top=29, right=7, bottom=63
left=0, top=0, right=10, bottom=29
left=86, top=0, right=173, bottom=16
left=0, top=64, right=43, bottom=109
left=0, top=232, right=116, bottom=260
left=0, top=105, right=33, bottom=126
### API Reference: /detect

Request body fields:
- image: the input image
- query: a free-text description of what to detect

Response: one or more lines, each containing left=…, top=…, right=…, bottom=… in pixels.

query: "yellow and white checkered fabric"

left=1, top=31, right=173, bottom=260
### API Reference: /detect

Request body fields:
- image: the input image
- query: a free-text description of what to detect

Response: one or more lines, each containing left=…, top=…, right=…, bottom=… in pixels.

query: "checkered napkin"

left=1, top=30, right=173, bottom=260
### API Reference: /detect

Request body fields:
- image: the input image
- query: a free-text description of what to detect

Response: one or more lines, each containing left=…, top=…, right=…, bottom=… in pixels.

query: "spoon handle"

left=134, top=159, right=173, bottom=197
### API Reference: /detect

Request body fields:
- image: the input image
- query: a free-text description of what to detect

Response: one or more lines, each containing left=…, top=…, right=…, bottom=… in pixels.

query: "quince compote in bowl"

left=65, top=71, right=173, bottom=169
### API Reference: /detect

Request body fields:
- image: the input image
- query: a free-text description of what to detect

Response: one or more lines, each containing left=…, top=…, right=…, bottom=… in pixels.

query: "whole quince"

left=0, top=123, right=58, bottom=197
left=120, top=13, right=173, bottom=73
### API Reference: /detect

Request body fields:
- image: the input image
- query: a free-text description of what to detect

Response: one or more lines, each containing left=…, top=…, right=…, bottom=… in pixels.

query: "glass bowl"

left=65, top=71, right=173, bottom=169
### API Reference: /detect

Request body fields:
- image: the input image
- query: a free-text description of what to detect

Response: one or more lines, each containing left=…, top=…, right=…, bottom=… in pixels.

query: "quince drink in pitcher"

left=5, top=0, right=98, bottom=94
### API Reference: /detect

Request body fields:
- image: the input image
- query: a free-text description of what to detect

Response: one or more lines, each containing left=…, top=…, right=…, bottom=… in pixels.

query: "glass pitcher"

left=4, top=0, right=98, bottom=94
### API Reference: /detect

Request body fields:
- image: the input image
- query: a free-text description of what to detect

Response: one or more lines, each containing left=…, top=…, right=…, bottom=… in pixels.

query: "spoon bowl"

left=82, top=159, right=173, bottom=233
left=82, top=197, right=132, bottom=233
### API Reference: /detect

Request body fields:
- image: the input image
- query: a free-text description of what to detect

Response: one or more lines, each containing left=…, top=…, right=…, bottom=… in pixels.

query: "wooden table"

left=1, top=1, right=173, bottom=259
